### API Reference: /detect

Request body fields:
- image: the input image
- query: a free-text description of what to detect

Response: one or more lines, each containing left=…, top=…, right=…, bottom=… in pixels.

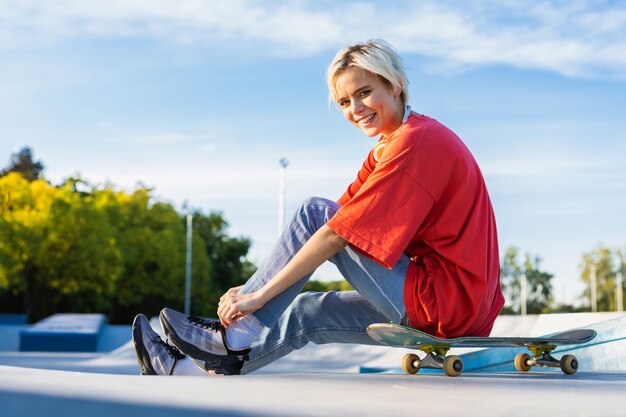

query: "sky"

left=1, top=0, right=625, bottom=306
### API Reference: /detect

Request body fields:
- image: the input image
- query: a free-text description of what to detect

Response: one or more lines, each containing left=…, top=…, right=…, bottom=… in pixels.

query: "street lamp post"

left=278, top=158, right=289, bottom=235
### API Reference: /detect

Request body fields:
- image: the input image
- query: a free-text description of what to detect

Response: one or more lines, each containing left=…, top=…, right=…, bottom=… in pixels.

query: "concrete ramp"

left=490, top=311, right=626, bottom=337
left=462, top=315, right=626, bottom=372
left=1, top=365, right=626, bottom=417
left=2, top=312, right=626, bottom=416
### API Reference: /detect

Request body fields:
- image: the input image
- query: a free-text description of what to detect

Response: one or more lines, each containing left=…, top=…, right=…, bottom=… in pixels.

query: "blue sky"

left=1, top=0, right=625, bottom=305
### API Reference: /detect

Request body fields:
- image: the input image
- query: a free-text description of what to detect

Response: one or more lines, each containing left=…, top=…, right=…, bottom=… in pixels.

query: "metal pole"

left=617, top=271, right=623, bottom=312
left=520, top=273, right=527, bottom=316
left=278, top=158, right=289, bottom=235
left=590, top=263, right=597, bottom=313
left=184, top=214, right=192, bottom=316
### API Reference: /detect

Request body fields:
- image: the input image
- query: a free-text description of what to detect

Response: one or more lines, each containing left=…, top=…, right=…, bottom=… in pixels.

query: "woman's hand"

left=219, top=285, right=244, bottom=304
left=217, top=288, right=265, bottom=327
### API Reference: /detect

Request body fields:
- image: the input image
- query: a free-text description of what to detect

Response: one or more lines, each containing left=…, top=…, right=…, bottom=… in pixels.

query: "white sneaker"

left=159, top=308, right=250, bottom=375
left=132, top=314, right=186, bottom=375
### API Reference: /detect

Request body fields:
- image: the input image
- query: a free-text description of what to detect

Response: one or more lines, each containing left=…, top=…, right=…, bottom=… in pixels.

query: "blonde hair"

left=326, top=39, right=409, bottom=106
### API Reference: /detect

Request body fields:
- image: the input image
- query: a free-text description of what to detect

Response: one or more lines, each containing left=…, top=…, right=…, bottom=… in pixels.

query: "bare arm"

left=217, top=224, right=348, bottom=326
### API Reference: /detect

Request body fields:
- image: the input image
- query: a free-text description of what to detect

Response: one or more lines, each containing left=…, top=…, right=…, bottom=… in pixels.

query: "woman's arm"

left=217, top=224, right=348, bottom=326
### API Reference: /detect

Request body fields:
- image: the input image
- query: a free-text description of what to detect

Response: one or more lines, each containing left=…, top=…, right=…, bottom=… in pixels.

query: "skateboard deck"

left=366, top=323, right=597, bottom=377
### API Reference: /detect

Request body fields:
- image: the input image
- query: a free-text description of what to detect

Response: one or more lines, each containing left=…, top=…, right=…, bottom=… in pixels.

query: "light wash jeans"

left=239, top=197, right=411, bottom=374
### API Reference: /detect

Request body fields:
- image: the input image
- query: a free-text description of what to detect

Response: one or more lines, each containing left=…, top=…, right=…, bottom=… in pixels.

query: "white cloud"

left=0, top=0, right=625, bottom=79
left=483, top=152, right=626, bottom=198
left=484, top=154, right=602, bottom=179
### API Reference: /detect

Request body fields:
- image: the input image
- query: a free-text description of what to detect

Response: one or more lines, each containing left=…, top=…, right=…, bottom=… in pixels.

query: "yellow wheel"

left=443, top=355, right=463, bottom=377
left=560, top=355, right=578, bottom=375
left=514, top=353, right=532, bottom=372
left=401, top=353, right=420, bottom=374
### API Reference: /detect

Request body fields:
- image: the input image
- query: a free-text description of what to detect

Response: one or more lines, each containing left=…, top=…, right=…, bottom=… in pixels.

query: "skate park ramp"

left=0, top=312, right=625, bottom=417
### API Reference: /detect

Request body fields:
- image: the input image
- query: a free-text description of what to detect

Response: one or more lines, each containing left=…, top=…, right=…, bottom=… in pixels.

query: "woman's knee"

left=299, top=196, right=338, bottom=211
left=286, top=291, right=323, bottom=324
left=297, top=196, right=340, bottom=230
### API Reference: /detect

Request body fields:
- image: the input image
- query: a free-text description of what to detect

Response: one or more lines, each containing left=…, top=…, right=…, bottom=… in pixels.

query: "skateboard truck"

left=403, top=344, right=579, bottom=377
left=514, top=345, right=579, bottom=374
left=402, top=346, right=464, bottom=377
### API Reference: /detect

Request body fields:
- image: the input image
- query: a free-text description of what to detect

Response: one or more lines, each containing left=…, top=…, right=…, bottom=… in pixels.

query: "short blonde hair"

left=326, top=39, right=409, bottom=106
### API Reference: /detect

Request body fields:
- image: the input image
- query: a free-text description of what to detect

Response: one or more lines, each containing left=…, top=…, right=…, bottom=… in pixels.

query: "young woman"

left=132, top=40, right=504, bottom=376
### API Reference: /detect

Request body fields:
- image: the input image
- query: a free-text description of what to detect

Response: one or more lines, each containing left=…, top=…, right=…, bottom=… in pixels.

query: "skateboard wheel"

left=401, top=353, right=420, bottom=374
left=560, top=355, right=578, bottom=374
left=443, top=355, right=463, bottom=377
left=514, top=353, right=532, bottom=372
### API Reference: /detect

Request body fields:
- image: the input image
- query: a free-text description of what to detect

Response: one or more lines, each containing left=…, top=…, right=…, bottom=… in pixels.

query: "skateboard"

left=366, top=323, right=597, bottom=377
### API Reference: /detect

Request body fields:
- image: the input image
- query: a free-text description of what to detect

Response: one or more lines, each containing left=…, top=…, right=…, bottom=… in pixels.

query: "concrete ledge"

left=0, top=314, right=27, bottom=325
left=20, top=314, right=107, bottom=352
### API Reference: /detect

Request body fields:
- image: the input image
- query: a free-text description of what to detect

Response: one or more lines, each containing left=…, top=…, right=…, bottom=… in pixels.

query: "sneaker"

left=132, top=313, right=186, bottom=375
left=159, top=308, right=250, bottom=375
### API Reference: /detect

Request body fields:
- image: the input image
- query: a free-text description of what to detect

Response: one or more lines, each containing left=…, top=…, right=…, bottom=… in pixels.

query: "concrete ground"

left=2, top=365, right=625, bottom=417
left=1, top=312, right=625, bottom=417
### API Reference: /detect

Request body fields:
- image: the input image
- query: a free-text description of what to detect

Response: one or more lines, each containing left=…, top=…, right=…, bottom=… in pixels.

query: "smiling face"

left=334, top=66, right=405, bottom=138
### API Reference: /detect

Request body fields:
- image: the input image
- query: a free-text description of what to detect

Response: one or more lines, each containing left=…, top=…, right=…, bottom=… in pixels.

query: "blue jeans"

left=239, top=197, right=410, bottom=374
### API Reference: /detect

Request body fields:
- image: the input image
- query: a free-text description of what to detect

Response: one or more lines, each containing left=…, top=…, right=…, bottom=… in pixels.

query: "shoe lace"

left=187, top=316, right=223, bottom=331
left=158, top=338, right=185, bottom=360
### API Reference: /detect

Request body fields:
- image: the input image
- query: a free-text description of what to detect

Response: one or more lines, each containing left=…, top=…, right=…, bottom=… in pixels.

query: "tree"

left=1, top=147, right=45, bottom=182
left=92, top=187, right=213, bottom=322
left=191, top=210, right=256, bottom=313
left=34, top=183, right=122, bottom=319
left=580, top=245, right=620, bottom=312
left=0, top=174, right=123, bottom=321
left=303, top=280, right=354, bottom=293
left=0, top=166, right=256, bottom=323
left=0, top=173, right=55, bottom=318
left=500, top=246, right=554, bottom=314
left=618, top=247, right=626, bottom=311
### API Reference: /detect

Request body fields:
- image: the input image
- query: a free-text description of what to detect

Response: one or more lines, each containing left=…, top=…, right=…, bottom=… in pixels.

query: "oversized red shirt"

left=327, top=114, right=504, bottom=338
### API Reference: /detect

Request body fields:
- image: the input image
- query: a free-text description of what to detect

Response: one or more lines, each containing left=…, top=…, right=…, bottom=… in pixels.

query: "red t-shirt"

left=327, top=114, right=504, bottom=338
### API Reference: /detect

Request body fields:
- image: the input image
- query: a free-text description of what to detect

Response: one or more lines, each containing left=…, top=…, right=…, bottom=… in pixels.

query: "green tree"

left=617, top=247, right=626, bottom=311
left=1, top=147, right=45, bottom=182
left=500, top=246, right=554, bottom=314
left=0, top=173, right=55, bottom=317
left=34, top=182, right=122, bottom=319
left=92, top=187, right=213, bottom=322
left=303, top=280, right=354, bottom=292
left=0, top=164, right=256, bottom=323
left=191, top=210, right=256, bottom=313
left=0, top=174, right=121, bottom=321
left=580, top=245, right=619, bottom=312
